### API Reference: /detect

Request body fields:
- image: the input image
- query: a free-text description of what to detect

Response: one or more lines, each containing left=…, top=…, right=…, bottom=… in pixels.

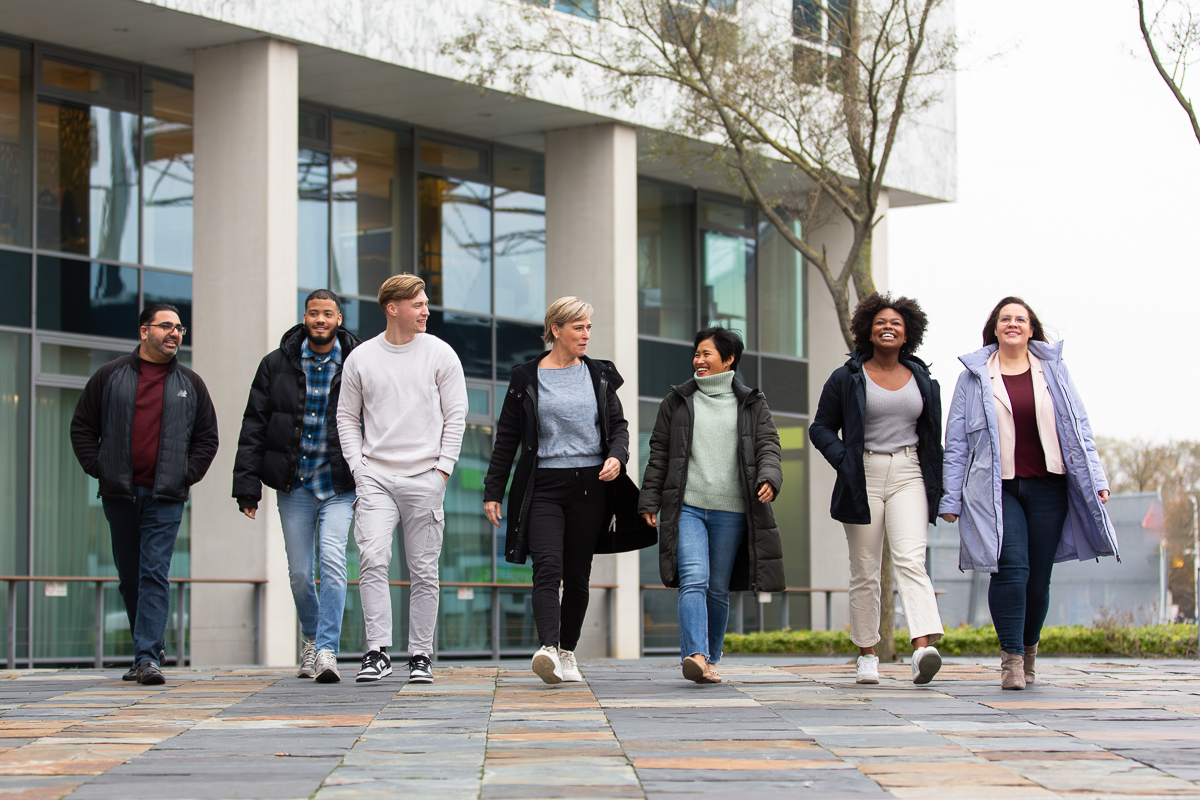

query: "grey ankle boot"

left=1023, top=642, right=1038, bottom=684
left=1000, top=651, right=1026, bottom=690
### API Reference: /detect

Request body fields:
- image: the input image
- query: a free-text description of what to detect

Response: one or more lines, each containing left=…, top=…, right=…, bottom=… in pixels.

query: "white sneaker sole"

left=355, top=666, right=392, bottom=683
left=856, top=675, right=880, bottom=685
left=408, top=673, right=434, bottom=684
left=913, top=650, right=942, bottom=685
left=532, top=653, right=563, bottom=685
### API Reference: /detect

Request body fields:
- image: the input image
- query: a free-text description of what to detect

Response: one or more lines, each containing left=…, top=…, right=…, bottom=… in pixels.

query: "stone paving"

left=3, top=658, right=1200, bottom=799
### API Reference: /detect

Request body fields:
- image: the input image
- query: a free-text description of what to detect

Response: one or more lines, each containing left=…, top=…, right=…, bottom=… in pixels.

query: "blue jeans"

left=677, top=504, right=746, bottom=664
left=989, top=475, right=1068, bottom=655
left=102, top=485, right=185, bottom=667
left=277, top=484, right=355, bottom=653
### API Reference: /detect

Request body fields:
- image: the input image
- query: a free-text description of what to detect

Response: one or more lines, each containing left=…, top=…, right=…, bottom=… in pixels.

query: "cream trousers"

left=843, top=449, right=944, bottom=648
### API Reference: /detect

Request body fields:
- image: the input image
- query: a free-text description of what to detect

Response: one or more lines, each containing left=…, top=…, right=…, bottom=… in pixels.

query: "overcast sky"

left=889, top=0, right=1199, bottom=443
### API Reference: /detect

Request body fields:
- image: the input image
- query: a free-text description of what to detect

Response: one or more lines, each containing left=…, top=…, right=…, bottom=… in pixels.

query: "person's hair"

left=377, top=273, right=426, bottom=312
left=139, top=303, right=180, bottom=329
left=693, top=326, right=745, bottom=371
left=982, top=296, right=1047, bottom=346
left=543, top=296, right=594, bottom=344
left=849, top=292, right=927, bottom=358
left=305, top=288, right=342, bottom=314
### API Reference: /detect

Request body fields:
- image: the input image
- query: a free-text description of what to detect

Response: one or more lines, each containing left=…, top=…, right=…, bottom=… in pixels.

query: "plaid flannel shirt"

left=296, top=337, right=342, bottom=501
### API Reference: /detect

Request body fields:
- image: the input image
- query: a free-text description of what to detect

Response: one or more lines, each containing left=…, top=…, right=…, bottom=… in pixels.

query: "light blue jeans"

left=677, top=504, right=746, bottom=664
left=276, top=484, right=355, bottom=653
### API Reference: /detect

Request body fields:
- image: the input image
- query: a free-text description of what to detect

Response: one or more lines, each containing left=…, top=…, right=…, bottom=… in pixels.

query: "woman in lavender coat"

left=940, top=297, right=1118, bottom=690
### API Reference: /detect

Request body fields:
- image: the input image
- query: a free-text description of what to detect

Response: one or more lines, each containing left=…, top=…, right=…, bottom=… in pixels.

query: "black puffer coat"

left=232, top=325, right=361, bottom=509
left=808, top=350, right=943, bottom=525
left=484, top=353, right=656, bottom=564
left=638, top=377, right=785, bottom=593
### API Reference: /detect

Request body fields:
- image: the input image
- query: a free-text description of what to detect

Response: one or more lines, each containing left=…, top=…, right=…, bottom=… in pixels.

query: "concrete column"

left=805, top=190, right=888, bottom=632
left=544, top=123, right=641, bottom=659
left=190, top=39, right=298, bottom=666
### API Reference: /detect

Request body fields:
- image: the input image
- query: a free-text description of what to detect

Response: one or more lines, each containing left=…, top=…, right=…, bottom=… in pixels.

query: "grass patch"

left=724, top=624, right=1200, bottom=658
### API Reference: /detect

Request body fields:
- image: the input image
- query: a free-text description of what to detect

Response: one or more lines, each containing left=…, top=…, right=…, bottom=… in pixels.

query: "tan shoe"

left=682, top=654, right=708, bottom=683
left=1001, top=651, right=1026, bottom=690
left=1023, top=642, right=1037, bottom=684
left=703, top=662, right=722, bottom=683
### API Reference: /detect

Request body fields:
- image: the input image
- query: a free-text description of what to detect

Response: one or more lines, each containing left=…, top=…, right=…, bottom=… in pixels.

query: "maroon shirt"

left=1001, top=369, right=1047, bottom=478
left=132, top=359, right=171, bottom=487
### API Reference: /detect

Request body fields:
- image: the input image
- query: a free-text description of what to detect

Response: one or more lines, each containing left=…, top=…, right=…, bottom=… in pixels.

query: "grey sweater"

left=536, top=362, right=604, bottom=468
left=683, top=370, right=745, bottom=513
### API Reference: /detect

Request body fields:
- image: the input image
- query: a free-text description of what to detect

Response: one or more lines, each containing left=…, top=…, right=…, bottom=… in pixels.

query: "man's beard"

left=307, top=326, right=337, bottom=346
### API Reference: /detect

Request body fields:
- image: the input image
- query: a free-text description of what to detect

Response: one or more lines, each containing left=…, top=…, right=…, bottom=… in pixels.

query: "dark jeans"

left=526, top=465, right=606, bottom=650
left=988, top=474, right=1068, bottom=655
left=102, top=484, right=185, bottom=666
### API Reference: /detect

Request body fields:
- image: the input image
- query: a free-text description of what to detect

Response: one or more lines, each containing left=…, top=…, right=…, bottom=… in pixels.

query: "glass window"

left=496, top=319, right=544, bottom=378
left=331, top=118, right=401, bottom=299
left=638, top=400, right=677, bottom=648
left=493, top=149, right=545, bottom=323
left=793, top=0, right=821, bottom=40
left=701, top=198, right=753, bottom=232
left=701, top=229, right=756, bottom=347
left=298, top=108, right=327, bottom=144
left=467, top=386, right=489, bottom=417
left=638, top=338, right=693, bottom=399
left=426, top=310, right=491, bottom=379
left=39, top=343, right=128, bottom=377
left=0, top=43, right=32, bottom=247
left=142, top=75, right=193, bottom=271
left=340, top=297, right=386, bottom=341
left=40, top=57, right=135, bottom=104
left=37, top=102, right=140, bottom=262
left=419, top=138, right=487, bottom=175
left=142, top=269, right=192, bottom=346
left=297, top=148, right=330, bottom=290
left=637, top=180, right=695, bottom=341
left=0, top=332, right=30, bottom=582
left=37, top=256, right=138, bottom=337
left=0, top=250, right=31, bottom=327
left=761, top=356, right=807, bottom=415
left=758, top=219, right=805, bottom=357
left=772, top=414, right=810, bottom=626
left=418, top=176, right=491, bottom=315
left=736, top=353, right=757, bottom=389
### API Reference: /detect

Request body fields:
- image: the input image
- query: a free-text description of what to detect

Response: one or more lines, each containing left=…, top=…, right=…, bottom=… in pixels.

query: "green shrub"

left=723, top=624, right=1199, bottom=658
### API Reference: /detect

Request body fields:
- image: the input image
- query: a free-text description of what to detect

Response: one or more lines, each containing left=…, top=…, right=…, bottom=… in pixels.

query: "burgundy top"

left=132, top=359, right=170, bottom=488
left=1001, top=368, right=1047, bottom=478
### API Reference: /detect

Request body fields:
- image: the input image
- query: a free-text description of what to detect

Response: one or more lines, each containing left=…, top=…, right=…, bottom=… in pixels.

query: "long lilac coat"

left=939, top=341, right=1119, bottom=573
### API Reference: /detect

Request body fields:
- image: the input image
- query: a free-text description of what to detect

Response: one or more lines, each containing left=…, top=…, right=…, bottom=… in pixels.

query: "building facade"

left=0, top=0, right=954, bottom=666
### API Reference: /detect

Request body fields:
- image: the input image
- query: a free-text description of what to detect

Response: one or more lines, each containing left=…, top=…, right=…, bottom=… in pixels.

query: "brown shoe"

left=1000, top=651, right=1026, bottom=690
left=1023, top=642, right=1037, bottom=684
left=703, top=662, right=722, bottom=683
left=682, top=654, right=708, bottom=683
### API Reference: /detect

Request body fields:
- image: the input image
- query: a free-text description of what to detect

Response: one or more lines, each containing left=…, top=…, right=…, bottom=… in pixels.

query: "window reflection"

left=418, top=176, right=491, bottom=315
left=40, top=59, right=135, bottom=104
left=426, top=310, right=492, bottom=379
left=0, top=251, right=30, bottom=327
left=702, top=230, right=756, bottom=346
left=494, top=148, right=546, bottom=322
left=637, top=180, right=696, bottom=341
left=772, top=414, right=810, bottom=626
left=0, top=332, right=30, bottom=582
left=142, top=76, right=194, bottom=271
left=758, top=219, right=804, bottom=357
left=36, top=256, right=138, bottom=337
left=37, top=103, right=139, bottom=262
left=638, top=339, right=693, bottom=399
left=332, top=119, right=398, bottom=298
left=496, top=319, right=544, bottom=377
left=142, top=269, right=192, bottom=346
left=0, top=44, right=31, bottom=247
left=297, top=148, right=330, bottom=289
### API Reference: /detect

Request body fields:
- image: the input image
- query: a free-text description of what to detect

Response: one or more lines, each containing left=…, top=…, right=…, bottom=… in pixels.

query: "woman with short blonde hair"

left=542, top=296, right=593, bottom=344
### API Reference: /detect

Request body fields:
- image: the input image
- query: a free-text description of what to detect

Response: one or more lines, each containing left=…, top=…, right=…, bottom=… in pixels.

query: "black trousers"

left=526, top=465, right=607, bottom=650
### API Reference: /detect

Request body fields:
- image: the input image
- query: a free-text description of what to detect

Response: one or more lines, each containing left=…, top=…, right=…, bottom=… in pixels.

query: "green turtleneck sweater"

left=683, top=369, right=745, bottom=513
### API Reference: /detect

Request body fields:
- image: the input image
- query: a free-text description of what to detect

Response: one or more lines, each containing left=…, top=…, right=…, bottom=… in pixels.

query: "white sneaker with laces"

left=314, top=649, right=340, bottom=683
left=297, top=637, right=316, bottom=678
left=911, top=645, right=942, bottom=685
left=856, top=654, right=880, bottom=684
left=532, top=645, right=563, bottom=685
left=559, top=649, right=582, bottom=682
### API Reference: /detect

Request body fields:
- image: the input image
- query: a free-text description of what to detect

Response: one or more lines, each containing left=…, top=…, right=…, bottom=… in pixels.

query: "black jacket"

left=232, top=325, right=362, bottom=510
left=809, top=350, right=944, bottom=525
left=484, top=353, right=656, bottom=565
left=638, top=377, right=785, bottom=593
left=70, top=348, right=219, bottom=503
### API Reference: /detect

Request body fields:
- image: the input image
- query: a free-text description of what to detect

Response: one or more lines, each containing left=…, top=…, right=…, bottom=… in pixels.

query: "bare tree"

left=1138, top=0, right=1200, bottom=145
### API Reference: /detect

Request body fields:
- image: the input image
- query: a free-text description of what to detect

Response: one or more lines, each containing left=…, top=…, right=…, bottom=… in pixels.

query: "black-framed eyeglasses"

left=147, top=322, right=187, bottom=336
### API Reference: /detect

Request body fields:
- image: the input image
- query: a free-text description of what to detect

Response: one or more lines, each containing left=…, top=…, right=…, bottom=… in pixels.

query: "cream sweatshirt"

left=336, top=332, right=468, bottom=477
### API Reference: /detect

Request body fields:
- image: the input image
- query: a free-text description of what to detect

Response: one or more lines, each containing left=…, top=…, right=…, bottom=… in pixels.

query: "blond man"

left=336, top=274, right=467, bottom=683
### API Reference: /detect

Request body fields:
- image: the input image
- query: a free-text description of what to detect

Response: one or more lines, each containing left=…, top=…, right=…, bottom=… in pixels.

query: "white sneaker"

left=314, top=649, right=340, bottom=683
left=912, top=645, right=942, bottom=685
left=532, top=645, right=563, bottom=685
left=559, top=649, right=582, bottom=682
left=856, top=654, right=880, bottom=684
left=297, top=637, right=316, bottom=678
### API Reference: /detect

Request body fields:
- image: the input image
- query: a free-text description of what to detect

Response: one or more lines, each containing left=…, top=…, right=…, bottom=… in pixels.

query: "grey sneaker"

left=314, top=649, right=340, bottom=683
left=298, top=637, right=316, bottom=678
left=559, top=649, right=582, bottom=682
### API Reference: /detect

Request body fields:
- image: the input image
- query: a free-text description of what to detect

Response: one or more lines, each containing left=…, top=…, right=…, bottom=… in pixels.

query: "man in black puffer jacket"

left=71, top=303, right=219, bottom=687
left=233, top=290, right=361, bottom=684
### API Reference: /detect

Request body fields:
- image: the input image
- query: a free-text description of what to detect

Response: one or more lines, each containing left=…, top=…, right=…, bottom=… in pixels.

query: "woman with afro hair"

left=810, top=292, right=946, bottom=686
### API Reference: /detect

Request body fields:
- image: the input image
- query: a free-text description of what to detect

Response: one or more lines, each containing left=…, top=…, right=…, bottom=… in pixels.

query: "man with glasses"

left=233, top=289, right=361, bottom=683
left=71, top=303, right=219, bottom=686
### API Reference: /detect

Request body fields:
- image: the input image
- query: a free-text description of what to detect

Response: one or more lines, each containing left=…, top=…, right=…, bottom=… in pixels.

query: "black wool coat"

left=484, top=353, right=657, bottom=565
left=638, top=377, right=785, bottom=593
left=232, top=325, right=361, bottom=510
left=808, top=350, right=944, bottom=525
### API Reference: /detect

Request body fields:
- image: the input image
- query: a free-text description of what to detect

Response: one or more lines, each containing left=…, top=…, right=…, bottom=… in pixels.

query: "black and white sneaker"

left=355, top=649, right=392, bottom=682
left=408, top=653, right=434, bottom=684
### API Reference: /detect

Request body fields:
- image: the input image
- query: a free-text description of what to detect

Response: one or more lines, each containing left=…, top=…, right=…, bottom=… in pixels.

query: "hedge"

left=723, top=624, right=1200, bottom=658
